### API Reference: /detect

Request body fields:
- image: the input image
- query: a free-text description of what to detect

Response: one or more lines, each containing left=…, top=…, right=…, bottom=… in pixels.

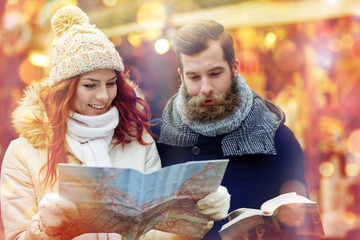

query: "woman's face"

left=74, top=69, right=117, bottom=116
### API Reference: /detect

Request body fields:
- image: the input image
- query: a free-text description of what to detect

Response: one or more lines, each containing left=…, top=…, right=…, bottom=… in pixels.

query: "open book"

left=219, top=192, right=324, bottom=240
left=58, top=159, right=228, bottom=240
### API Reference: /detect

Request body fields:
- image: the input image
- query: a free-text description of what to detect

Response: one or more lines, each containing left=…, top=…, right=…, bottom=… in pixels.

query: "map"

left=58, top=159, right=229, bottom=240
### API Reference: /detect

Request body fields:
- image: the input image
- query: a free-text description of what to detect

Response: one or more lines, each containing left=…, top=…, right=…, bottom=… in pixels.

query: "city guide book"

left=58, top=159, right=229, bottom=240
left=219, top=192, right=324, bottom=240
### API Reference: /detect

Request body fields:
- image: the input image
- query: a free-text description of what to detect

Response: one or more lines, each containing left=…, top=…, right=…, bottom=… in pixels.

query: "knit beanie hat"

left=46, top=5, right=124, bottom=86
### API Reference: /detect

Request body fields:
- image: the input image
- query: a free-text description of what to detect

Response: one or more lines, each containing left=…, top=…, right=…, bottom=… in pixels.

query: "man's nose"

left=200, top=77, right=214, bottom=96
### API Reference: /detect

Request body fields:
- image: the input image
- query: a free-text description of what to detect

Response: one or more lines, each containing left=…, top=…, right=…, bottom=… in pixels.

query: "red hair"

left=39, top=71, right=152, bottom=187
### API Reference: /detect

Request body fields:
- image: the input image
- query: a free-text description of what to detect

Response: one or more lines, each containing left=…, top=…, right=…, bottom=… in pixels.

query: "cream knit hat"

left=46, top=5, right=124, bottom=86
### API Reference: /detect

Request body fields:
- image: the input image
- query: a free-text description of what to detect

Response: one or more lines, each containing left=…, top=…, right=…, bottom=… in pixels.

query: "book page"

left=221, top=208, right=263, bottom=230
left=58, top=159, right=228, bottom=239
left=260, top=192, right=315, bottom=213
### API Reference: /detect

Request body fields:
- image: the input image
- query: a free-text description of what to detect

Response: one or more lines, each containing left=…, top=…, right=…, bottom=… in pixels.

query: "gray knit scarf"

left=158, top=74, right=285, bottom=156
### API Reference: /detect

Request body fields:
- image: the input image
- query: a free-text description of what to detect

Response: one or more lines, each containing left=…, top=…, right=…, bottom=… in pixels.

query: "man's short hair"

left=171, top=20, right=235, bottom=72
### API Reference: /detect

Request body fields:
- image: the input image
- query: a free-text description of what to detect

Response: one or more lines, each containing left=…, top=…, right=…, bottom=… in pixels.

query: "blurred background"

left=1, top=0, right=360, bottom=239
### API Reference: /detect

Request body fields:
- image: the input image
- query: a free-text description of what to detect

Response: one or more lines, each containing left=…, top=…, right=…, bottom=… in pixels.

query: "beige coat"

left=1, top=82, right=165, bottom=240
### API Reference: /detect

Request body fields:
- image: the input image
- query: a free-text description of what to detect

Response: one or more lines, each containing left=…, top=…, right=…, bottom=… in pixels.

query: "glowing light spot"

left=341, top=34, right=354, bottom=49
left=342, top=211, right=357, bottom=225
left=264, top=32, right=277, bottom=49
left=19, top=58, right=44, bottom=85
left=348, top=129, right=360, bottom=157
left=103, top=0, right=117, bottom=7
left=128, top=33, right=142, bottom=47
left=1, top=182, right=15, bottom=197
left=154, top=38, right=170, bottom=54
left=319, top=161, right=335, bottom=177
left=266, top=32, right=277, bottom=44
left=137, top=2, right=166, bottom=27
left=345, top=163, right=360, bottom=177
left=29, top=51, right=49, bottom=68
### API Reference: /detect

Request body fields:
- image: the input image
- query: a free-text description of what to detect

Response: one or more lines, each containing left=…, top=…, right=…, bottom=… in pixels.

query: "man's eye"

left=210, top=72, right=221, bottom=77
left=189, top=76, right=200, bottom=80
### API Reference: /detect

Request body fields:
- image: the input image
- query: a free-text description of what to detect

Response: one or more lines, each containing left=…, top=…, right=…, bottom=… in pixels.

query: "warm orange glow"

left=342, top=211, right=357, bottom=225
left=319, top=161, right=335, bottom=177
left=345, top=162, right=360, bottom=177
left=341, top=34, right=354, bottom=49
left=348, top=129, right=360, bottom=157
left=19, top=58, right=44, bottom=85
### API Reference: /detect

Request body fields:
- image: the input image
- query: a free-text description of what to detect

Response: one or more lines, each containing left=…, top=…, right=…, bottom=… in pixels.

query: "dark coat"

left=150, top=119, right=308, bottom=240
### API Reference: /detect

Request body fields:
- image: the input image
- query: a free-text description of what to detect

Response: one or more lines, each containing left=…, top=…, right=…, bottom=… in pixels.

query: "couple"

left=1, top=5, right=307, bottom=240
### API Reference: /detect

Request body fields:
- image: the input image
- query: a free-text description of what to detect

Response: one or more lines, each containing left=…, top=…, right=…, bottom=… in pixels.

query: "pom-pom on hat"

left=46, top=5, right=124, bottom=86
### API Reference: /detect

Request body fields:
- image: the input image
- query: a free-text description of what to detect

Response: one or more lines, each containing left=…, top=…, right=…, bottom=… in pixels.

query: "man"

left=151, top=20, right=308, bottom=239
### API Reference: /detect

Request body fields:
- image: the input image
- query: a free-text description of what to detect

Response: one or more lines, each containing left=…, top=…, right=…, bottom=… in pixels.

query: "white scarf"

left=66, top=107, right=119, bottom=167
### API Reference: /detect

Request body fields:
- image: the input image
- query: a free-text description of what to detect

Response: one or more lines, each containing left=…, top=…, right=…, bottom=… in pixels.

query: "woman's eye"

left=107, top=81, right=116, bottom=86
left=84, top=84, right=95, bottom=88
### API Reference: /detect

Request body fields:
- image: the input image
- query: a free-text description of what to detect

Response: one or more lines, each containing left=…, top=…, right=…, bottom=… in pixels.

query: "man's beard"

left=183, top=80, right=240, bottom=124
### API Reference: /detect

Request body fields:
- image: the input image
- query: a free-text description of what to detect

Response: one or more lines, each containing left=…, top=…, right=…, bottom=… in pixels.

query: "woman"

left=1, top=5, right=230, bottom=240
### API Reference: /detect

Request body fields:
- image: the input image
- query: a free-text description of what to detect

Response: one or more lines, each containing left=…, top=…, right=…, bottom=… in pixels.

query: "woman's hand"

left=196, top=185, right=231, bottom=221
left=38, top=193, right=79, bottom=236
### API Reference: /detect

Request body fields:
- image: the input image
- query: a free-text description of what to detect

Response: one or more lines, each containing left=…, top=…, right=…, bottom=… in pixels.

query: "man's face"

left=179, top=40, right=240, bottom=123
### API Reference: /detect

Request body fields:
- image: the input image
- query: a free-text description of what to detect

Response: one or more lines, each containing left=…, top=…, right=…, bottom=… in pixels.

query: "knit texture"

left=45, top=6, right=124, bottom=86
left=158, top=74, right=285, bottom=156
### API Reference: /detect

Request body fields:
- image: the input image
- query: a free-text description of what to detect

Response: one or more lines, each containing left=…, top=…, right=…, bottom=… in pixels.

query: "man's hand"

left=197, top=186, right=230, bottom=221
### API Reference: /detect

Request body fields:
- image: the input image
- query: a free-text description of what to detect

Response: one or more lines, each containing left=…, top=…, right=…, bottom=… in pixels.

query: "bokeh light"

left=328, top=38, right=342, bottom=52
left=265, top=32, right=277, bottom=49
left=345, top=162, right=360, bottom=177
left=103, top=0, right=117, bottom=7
left=319, top=161, right=335, bottom=177
left=342, top=211, right=357, bottom=225
left=29, top=51, right=49, bottom=68
left=128, top=33, right=142, bottom=47
left=154, top=38, right=170, bottom=54
left=19, top=58, right=44, bottom=85
left=273, top=40, right=302, bottom=72
left=341, top=34, right=354, bottom=49
left=137, top=1, right=166, bottom=28
left=348, top=129, right=360, bottom=158
left=143, top=29, right=162, bottom=41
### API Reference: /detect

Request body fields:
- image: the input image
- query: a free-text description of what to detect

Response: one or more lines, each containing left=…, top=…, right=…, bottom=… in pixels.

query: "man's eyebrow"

left=185, top=71, right=198, bottom=75
left=208, top=66, right=225, bottom=71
